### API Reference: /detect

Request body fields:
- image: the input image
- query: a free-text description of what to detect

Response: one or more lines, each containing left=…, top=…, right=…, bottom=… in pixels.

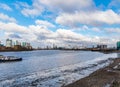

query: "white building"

left=6, top=39, right=12, bottom=47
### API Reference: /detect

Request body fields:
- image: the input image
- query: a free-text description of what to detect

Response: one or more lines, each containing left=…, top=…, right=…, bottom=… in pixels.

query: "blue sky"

left=0, top=0, right=120, bottom=47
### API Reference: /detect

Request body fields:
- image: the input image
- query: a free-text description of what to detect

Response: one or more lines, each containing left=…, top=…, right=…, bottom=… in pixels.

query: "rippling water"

left=0, top=50, right=118, bottom=87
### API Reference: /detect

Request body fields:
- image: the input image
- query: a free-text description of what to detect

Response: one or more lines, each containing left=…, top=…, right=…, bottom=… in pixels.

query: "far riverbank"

left=0, top=49, right=33, bottom=52
left=1, top=47, right=120, bottom=54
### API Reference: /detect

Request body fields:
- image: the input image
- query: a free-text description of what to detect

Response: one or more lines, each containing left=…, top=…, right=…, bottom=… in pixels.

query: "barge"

left=0, top=55, right=22, bottom=62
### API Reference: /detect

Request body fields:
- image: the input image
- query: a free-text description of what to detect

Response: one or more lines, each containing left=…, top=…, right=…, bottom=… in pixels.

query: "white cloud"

left=4, top=32, right=22, bottom=39
left=109, top=0, right=120, bottom=8
left=0, top=22, right=27, bottom=33
left=15, top=2, right=31, bottom=9
left=0, top=3, right=12, bottom=11
left=20, top=0, right=95, bottom=17
left=82, top=25, right=89, bottom=30
left=21, top=8, right=43, bottom=17
left=56, top=29, right=85, bottom=40
left=0, top=19, right=118, bottom=47
left=21, top=1, right=44, bottom=17
left=40, top=0, right=94, bottom=12
left=56, top=10, right=120, bottom=27
left=35, top=20, right=55, bottom=28
left=105, top=27, right=120, bottom=33
left=92, top=27, right=101, bottom=32
left=1, top=0, right=119, bottom=47
left=0, top=21, right=37, bottom=42
left=0, top=13, right=17, bottom=23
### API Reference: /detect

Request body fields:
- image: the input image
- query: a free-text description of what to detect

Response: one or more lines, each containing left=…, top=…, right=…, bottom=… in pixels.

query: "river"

left=0, top=50, right=118, bottom=87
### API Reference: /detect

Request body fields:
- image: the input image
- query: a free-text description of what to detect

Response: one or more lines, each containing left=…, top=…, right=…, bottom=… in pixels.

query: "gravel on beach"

left=64, top=58, right=120, bottom=87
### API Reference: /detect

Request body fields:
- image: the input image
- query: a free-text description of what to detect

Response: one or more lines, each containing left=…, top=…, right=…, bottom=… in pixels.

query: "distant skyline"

left=0, top=0, right=120, bottom=47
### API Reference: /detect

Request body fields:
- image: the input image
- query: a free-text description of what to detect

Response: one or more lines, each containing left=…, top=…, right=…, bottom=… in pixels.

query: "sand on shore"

left=64, top=58, right=120, bottom=87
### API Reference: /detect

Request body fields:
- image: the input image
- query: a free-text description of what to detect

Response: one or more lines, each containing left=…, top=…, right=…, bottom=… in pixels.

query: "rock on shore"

left=64, top=58, right=120, bottom=87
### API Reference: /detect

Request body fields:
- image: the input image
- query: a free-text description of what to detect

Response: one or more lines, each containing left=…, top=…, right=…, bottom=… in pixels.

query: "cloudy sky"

left=0, top=0, right=120, bottom=47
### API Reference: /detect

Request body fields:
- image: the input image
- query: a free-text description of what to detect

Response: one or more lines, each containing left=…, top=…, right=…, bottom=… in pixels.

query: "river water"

left=0, top=50, right=118, bottom=87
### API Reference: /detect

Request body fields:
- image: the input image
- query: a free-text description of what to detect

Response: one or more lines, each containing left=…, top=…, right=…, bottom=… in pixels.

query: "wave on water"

left=0, top=54, right=116, bottom=87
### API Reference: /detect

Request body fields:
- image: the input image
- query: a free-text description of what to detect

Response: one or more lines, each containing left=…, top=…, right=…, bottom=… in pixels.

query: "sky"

left=0, top=0, right=120, bottom=48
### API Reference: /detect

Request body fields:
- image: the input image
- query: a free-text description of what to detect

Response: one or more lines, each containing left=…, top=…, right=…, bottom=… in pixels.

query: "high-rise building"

left=0, top=41, right=1, bottom=46
left=117, top=41, right=120, bottom=50
left=22, top=42, right=27, bottom=47
left=15, top=40, right=21, bottom=46
left=97, top=44, right=107, bottom=49
left=27, top=43, right=30, bottom=47
left=6, top=39, right=12, bottom=47
left=16, top=40, right=19, bottom=45
left=0, top=41, right=3, bottom=46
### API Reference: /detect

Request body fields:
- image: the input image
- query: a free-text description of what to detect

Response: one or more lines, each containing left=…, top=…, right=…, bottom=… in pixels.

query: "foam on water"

left=0, top=53, right=117, bottom=87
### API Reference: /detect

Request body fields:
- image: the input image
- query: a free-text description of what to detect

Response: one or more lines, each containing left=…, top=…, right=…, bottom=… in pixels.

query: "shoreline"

left=64, top=58, right=120, bottom=87
left=0, top=48, right=120, bottom=54
left=0, top=49, right=119, bottom=53
left=0, top=49, right=33, bottom=52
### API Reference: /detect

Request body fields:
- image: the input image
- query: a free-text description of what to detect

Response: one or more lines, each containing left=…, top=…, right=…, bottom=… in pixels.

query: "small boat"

left=0, top=55, right=22, bottom=62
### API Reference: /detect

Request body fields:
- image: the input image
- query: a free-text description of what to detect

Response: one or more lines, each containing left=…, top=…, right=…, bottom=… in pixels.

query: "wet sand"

left=64, top=58, right=120, bottom=87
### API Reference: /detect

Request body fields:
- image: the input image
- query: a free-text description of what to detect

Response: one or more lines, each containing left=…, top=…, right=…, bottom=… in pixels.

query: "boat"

left=0, top=55, right=22, bottom=62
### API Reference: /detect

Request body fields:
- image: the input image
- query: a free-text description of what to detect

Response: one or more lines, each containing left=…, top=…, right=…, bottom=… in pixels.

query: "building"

left=0, top=41, right=4, bottom=51
left=15, top=40, right=21, bottom=46
left=22, top=42, right=27, bottom=47
left=97, top=44, right=107, bottom=49
left=117, top=41, right=120, bottom=50
left=22, top=42, right=31, bottom=47
left=0, top=41, right=3, bottom=46
left=14, top=45, right=22, bottom=50
left=6, top=39, right=12, bottom=47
